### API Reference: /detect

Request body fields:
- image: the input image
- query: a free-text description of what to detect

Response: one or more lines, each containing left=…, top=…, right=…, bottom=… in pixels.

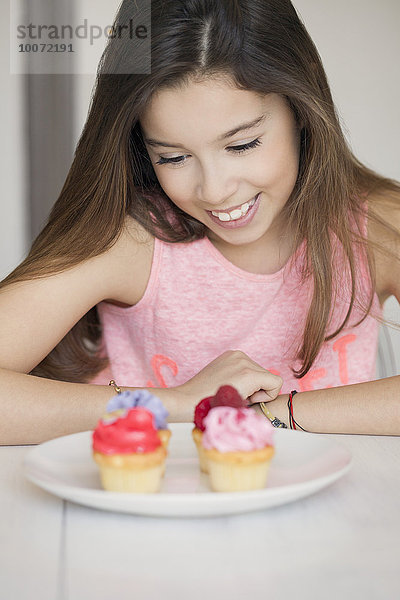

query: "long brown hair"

left=2, top=0, right=399, bottom=382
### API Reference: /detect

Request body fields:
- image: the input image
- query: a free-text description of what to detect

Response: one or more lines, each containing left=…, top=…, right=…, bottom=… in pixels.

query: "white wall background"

left=1, top=1, right=28, bottom=279
left=2, top=0, right=399, bottom=371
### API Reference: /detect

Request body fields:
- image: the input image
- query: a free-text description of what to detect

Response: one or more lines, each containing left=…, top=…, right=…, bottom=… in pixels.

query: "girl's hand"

left=177, top=350, right=283, bottom=406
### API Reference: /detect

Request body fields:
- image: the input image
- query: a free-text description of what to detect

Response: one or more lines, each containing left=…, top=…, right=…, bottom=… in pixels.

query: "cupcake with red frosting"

left=92, top=407, right=166, bottom=493
left=192, top=385, right=248, bottom=473
left=202, top=406, right=275, bottom=492
left=106, top=390, right=171, bottom=450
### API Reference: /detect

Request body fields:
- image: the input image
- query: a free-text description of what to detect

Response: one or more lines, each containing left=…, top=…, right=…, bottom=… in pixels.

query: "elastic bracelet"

left=287, top=390, right=308, bottom=431
left=258, top=402, right=287, bottom=428
left=108, top=379, right=122, bottom=395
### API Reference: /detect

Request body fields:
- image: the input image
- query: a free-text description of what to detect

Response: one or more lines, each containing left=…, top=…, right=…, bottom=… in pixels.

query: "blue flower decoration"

left=106, top=390, right=169, bottom=429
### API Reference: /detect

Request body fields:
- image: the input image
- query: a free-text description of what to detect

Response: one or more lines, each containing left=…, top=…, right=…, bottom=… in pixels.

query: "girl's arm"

left=0, top=368, right=189, bottom=445
left=251, top=375, right=400, bottom=435
left=0, top=349, right=283, bottom=445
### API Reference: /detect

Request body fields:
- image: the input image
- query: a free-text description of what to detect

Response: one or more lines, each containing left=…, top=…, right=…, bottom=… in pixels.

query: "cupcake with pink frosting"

left=202, top=406, right=275, bottom=492
left=192, top=385, right=248, bottom=473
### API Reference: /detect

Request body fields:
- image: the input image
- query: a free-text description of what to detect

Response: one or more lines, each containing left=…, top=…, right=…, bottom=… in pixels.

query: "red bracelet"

left=287, top=390, right=308, bottom=432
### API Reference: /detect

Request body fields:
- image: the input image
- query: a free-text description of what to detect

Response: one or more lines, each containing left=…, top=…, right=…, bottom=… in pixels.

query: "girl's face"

left=140, top=77, right=301, bottom=250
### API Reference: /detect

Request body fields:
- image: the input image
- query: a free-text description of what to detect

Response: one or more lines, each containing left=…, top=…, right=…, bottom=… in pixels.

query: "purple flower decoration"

left=106, top=390, right=169, bottom=429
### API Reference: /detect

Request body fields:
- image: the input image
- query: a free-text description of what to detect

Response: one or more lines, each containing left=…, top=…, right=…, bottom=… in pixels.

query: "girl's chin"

left=206, top=223, right=263, bottom=247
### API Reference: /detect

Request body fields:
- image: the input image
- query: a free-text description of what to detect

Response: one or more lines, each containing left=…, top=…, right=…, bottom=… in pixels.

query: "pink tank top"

left=92, top=212, right=382, bottom=394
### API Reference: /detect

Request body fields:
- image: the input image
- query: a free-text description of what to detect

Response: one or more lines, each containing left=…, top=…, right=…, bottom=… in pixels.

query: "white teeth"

left=211, top=195, right=257, bottom=222
left=216, top=212, right=230, bottom=221
left=230, top=209, right=243, bottom=220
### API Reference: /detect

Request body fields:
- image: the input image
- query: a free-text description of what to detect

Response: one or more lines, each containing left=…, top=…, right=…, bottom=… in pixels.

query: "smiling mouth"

left=208, top=196, right=257, bottom=222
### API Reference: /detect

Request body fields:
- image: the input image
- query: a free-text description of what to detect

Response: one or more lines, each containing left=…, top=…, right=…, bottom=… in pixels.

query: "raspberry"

left=194, top=397, right=213, bottom=431
left=211, top=385, right=247, bottom=408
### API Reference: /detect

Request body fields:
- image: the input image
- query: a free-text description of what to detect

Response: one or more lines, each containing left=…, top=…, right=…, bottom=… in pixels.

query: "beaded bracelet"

left=287, top=390, right=308, bottom=431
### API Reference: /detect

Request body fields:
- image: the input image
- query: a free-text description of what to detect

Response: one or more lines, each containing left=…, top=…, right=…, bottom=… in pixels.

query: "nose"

left=196, top=161, right=239, bottom=207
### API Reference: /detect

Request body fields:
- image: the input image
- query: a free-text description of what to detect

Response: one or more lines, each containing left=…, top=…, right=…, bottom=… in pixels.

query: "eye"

left=227, top=137, right=263, bottom=154
left=154, top=137, right=263, bottom=167
left=155, top=155, right=187, bottom=166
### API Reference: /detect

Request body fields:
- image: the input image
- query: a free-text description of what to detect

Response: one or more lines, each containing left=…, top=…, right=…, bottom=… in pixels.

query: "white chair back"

left=376, top=324, right=398, bottom=378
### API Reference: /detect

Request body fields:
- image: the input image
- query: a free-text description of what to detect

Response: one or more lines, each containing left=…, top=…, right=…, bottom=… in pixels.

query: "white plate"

left=24, top=424, right=352, bottom=517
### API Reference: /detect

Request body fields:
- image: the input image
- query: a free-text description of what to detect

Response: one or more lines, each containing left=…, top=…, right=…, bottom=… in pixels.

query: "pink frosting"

left=202, top=406, right=275, bottom=452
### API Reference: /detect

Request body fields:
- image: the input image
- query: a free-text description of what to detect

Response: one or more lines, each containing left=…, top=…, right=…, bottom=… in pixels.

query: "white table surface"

left=1, top=433, right=399, bottom=600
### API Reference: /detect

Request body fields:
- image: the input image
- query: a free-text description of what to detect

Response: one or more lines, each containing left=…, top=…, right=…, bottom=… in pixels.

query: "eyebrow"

left=143, top=113, right=268, bottom=149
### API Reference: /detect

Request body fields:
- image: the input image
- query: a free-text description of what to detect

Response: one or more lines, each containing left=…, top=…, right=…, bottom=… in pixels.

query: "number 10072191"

left=18, top=43, right=74, bottom=53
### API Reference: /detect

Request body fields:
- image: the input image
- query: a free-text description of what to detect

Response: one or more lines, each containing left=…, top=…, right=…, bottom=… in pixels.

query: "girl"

left=1, top=0, right=399, bottom=444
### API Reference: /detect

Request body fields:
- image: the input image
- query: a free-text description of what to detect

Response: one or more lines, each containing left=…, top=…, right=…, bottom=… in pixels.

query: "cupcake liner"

left=96, top=463, right=164, bottom=493
left=93, top=446, right=166, bottom=493
left=203, top=446, right=274, bottom=492
left=192, top=427, right=209, bottom=473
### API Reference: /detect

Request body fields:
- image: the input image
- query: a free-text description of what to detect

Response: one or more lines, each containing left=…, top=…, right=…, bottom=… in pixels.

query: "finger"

left=242, top=371, right=283, bottom=401
left=247, top=390, right=268, bottom=405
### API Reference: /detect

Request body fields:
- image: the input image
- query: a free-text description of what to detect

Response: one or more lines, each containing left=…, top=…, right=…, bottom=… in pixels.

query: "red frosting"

left=193, top=386, right=248, bottom=431
left=92, top=407, right=161, bottom=455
